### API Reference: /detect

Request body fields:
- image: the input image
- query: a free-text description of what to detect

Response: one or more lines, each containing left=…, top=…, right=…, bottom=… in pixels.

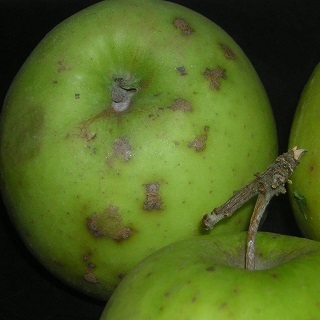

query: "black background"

left=0, top=0, right=319, bottom=319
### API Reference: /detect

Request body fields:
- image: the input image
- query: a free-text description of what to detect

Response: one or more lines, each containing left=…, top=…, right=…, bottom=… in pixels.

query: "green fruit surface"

left=0, top=0, right=277, bottom=298
left=102, top=232, right=320, bottom=319
left=289, top=63, right=320, bottom=240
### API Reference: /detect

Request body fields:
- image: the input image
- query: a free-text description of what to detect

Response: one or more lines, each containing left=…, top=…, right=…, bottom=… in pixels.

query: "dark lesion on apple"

left=86, top=205, right=133, bottom=241
left=188, top=126, right=210, bottom=152
left=169, top=98, right=192, bottom=112
left=143, top=182, right=163, bottom=211
left=82, top=251, right=99, bottom=284
left=176, top=66, right=187, bottom=76
left=84, top=271, right=98, bottom=284
left=106, top=136, right=133, bottom=168
left=203, top=67, right=226, bottom=90
left=172, top=17, right=194, bottom=36
left=84, top=268, right=99, bottom=284
left=112, top=137, right=132, bottom=162
left=219, top=43, right=236, bottom=60
left=117, top=273, right=126, bottom=280
left=78, top=126, right=97, bottom=142
left=57, top=59, right=71, bottom=73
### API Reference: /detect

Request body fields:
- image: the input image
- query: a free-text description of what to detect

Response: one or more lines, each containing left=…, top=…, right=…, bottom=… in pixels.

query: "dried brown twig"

left=201, top=147, right=307, bottom=270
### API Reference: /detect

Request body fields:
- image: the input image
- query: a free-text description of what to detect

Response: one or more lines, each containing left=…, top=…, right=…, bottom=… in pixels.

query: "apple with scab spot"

left=101, top=232, right=320, bottom=319
left=289, top=63, right=320, bottom=240
left=0, top=0, right=277, bottom=299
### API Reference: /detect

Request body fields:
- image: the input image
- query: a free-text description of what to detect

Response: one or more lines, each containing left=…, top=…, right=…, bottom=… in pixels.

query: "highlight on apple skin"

left=0, top=0, right=277, bottom=299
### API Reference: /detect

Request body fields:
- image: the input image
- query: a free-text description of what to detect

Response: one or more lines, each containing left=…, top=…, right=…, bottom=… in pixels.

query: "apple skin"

left=289, top=63, right=320, bottom=240
left=0, top=0, right=277, bottom=299
left=101, top=231, right=320, bottom=319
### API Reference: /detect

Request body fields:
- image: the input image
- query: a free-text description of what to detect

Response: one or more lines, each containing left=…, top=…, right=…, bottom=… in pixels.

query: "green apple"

left=101, top=231, right=320, bottom=319
left=0, top=0, right=277, bottom=299
left=289, top=63, right=320, bottom=240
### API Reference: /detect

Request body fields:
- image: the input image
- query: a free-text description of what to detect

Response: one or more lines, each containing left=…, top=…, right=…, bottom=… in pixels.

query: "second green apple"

left=0, top=0, right=277, bottom=299
left=101, top=232, right=320, bottom=319
left=289, top=63, right=320, bottom=239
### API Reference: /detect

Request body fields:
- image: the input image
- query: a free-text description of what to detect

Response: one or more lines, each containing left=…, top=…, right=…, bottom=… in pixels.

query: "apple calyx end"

left=111, top=78, right=137, bottom=112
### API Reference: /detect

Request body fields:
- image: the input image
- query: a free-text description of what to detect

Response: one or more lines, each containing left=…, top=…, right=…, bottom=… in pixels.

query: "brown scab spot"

left=58, top=59, right=70, bottom=73
left=204, top=67, right=226, bottom=90
left=169, top=98, right=192, bottom=112
left=219, top=43, right=236, bottom=60
left=176, top=66, right=187, bottom=76
left=84, top=271, right=99, bottom=284
left=206, top=265, right=216, bottom=272
left=83, top=251, right=93, bottom=263
left=220, top=302, right=228, bottom=310
left=82, top=251, right=99, bottom=284
left=87, top=205, right=133, bottom=241
left=144, top=182, right=163, bottom=210
left=173, top=18, right=194, bottom=35
left=118, top=273, right=126, bottom=280
left=78, top=127, right=97, bottom=142
left=147, top=107, right=167, bottom=121
left=188, top=126, right=209, bottom=152
left=112, top=137, right=132, bottom=162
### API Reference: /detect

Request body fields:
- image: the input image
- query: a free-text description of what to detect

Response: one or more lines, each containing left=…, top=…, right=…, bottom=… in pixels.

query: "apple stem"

left=246, top=193, right=270, bottom=270
left=201, top=146, right=307, bottom=270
